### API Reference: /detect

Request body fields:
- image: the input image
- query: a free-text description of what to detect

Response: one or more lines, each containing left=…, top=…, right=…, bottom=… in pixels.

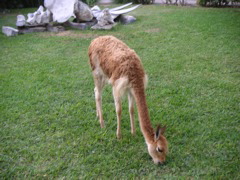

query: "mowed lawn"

left=1, top=5, right=239, bottom=179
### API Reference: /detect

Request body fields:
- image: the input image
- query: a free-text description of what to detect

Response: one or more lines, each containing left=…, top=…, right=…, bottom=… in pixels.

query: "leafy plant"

left=198, top=0, right=240, bottom=6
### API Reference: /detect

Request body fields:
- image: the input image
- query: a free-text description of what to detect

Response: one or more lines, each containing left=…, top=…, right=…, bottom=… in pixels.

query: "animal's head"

left=147, top=125, right=168, bottom=165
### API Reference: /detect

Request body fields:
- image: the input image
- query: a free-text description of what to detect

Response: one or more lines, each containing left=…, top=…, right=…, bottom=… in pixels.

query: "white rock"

left=35, top=6, right=44, bottom=24
left=27, top=13, right=36, bottom=25
left=16, top=14, right=26, bottom=27
left=44, top=0, right=77, bottom=23
left=41, top=11, right=50, bottom=24
left=91, top=3, right=141, bottom=20
left=97, top=9, right=114, bottom=27
left=91, top=6, right=101, bottom=18
left=26, top=6, right=52, bottom=25
left=109, top=5, right=141, bottom=19
left=2, top=26, right=19, bottom=37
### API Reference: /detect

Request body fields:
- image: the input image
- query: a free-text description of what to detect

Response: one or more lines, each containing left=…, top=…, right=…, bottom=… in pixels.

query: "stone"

left=24, top=6, right=52, bottom=26
left=109, top=3, right=133, bottom=11
left=63, top=21, right=91, bottom=30
left=97, top=9, right=114, bottom=27
left=45, top=0, right=94, bottom=23
left=91, top=6, right=101, bottom=18
left=118, top=15, right=136, bottom=25
left=35, top=6, right=44, bottom=24
left=91, top=23, right=117, bottom=30
left=41, top=10, right=52, bottom=24
left=16, top=15, right=26, bottom=27
left=74, top=0, right=93, bottom=22
left=2, top=26, right=19, bottom=36
left=18, top=27, right=47, bottom=34
left=91, top=3, right=141, bottom=20
left=44, top=0, right=76, bottom=23
left=27, top=13, right=36, bottom=25
left=91, top=8, right=116, bottom=30
left=109, top=4, right=141, bottom=19
left=26, top=6, right=47, bottom=25
left=47, top=25, right=65, bottom=32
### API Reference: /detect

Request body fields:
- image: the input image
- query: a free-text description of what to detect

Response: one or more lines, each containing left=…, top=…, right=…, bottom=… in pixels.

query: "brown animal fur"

left=88, top=35, right=168, bottom=164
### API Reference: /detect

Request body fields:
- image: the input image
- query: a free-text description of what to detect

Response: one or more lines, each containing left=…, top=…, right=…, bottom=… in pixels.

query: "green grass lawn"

left=1, top=5, right=240, bottom=179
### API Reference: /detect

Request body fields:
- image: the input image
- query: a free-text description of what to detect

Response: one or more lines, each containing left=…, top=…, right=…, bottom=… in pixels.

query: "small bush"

left=198, top=0, right=240, bottom=6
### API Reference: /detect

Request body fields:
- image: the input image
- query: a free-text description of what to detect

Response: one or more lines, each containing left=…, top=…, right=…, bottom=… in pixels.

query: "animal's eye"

left=157, top=147, right=163, bottom=153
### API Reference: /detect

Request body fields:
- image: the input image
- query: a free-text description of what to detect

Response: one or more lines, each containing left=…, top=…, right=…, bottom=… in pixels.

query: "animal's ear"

left=160, top=125, right=166, bottom=135
left=155, top=125, right=167, bottom=141
left=155, top=125, right=161, bottom=141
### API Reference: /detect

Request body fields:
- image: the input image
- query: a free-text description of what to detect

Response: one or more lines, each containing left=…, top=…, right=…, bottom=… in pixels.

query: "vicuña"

left=88, top=35, right=168, bottom=164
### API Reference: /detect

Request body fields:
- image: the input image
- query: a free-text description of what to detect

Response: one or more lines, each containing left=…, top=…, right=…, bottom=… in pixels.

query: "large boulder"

left=44, top=0, right=77, bottom=23
left=74, top=1, right=93, bottom=22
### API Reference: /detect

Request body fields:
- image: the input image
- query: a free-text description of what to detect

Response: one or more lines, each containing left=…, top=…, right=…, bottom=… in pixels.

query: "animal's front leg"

left=128, top=92, right=135, bottom=136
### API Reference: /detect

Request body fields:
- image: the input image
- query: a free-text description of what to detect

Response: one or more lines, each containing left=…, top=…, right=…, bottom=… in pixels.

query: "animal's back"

left=88, top=36, right=145, bottom=84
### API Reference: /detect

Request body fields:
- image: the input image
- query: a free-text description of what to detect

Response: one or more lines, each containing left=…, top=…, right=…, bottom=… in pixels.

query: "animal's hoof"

left=117, top=134, right=122, bottom=139
left=100, top=122, right=105, bottom=128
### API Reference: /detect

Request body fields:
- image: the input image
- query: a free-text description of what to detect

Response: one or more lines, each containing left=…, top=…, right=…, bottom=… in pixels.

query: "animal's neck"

left=133, top=85, right=155, bottom=143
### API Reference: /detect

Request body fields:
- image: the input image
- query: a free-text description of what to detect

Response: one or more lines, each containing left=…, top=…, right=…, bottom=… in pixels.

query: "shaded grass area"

left=1, top=6, right=240, bottom=179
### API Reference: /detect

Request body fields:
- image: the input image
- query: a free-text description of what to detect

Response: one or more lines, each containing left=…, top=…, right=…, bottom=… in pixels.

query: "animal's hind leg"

left=113, top=86, right=122, bottom=139
left=93, top=75, right=105, bottom=128
left=128, top=91, right=135, bottom=136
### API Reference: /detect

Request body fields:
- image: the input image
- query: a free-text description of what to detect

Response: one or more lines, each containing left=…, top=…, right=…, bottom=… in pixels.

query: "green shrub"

left=198, top=0, right=240, bottom=6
